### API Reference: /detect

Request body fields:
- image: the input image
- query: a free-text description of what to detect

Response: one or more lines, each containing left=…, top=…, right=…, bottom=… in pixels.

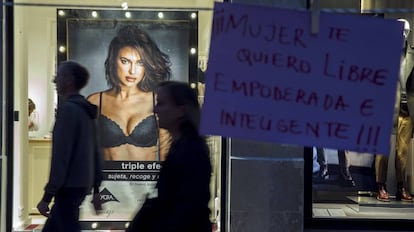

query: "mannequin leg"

left=375, top=154, right=390, bottom=201
left=395, top=114, right=413, bottom=201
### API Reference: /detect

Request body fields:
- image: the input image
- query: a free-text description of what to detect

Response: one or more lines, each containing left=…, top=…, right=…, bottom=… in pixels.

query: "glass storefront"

left=1, top=1, right=222, bottom=231
left=307, top=0, right=414, bottom=230
left=3, top=0, right=414, bottom=231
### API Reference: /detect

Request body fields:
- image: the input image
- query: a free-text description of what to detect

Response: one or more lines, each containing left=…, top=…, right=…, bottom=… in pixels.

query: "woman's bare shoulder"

left=87, top=92, right=100, bottom=105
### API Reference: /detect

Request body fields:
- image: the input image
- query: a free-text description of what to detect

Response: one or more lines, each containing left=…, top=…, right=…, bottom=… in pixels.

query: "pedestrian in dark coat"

left=37, top=61, right=103, bottom=232
left=127, top=81, right=212, bottom=232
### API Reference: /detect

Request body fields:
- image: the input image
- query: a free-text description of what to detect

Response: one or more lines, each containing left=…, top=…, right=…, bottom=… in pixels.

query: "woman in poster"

left=88, top=25, right=172, bottom=161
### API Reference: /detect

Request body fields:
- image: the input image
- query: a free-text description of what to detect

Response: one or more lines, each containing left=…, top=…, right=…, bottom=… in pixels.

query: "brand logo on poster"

left=99, top=188, right=120, bottom=203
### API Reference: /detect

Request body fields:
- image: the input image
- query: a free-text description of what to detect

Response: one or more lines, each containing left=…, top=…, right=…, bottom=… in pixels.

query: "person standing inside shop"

left=375, top=18, right=414, bottom=202
left=37, top=61, right=103, bottom=231
left=28, top=98, right=39, bottom=132
left=87, top=24, right=172, bottom=161
left=314, top=148, right=355, bottom=187
left=127, top=81, right=212, bottom=232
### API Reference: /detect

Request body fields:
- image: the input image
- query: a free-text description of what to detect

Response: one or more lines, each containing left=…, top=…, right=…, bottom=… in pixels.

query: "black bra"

left=98, top=92, right=158, bottom=148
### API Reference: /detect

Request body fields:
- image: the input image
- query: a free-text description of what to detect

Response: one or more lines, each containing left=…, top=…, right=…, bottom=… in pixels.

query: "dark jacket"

left=155, top=135, right=212, bottom=232
left=127, top=134, right=212, bottom=232
left=42, top=94, right=103, bottom=202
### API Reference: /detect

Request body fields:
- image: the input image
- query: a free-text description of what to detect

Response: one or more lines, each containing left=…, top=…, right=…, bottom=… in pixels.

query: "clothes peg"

left=311, top=0, right=320, bottom=35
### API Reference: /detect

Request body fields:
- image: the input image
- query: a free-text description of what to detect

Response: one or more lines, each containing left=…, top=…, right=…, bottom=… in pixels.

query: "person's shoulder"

left=180, top=136, right=208, bottom=153
left=87, top=92, right=100, bottom=99
left=180, top=134, right=204, bottom=143
left=87, top=92, right=100, bottom=105
left=87, top=89, right=116, bottom=105
left=57, top=100, right=80, bottom=117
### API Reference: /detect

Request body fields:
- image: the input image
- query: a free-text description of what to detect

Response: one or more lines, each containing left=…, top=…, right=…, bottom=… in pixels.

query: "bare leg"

left=338, top=150, right=355, bottom=187
left=316, top=147, right=328, bottom=180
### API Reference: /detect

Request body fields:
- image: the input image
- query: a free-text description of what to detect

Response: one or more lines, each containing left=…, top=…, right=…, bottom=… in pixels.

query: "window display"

left=4, top=0, right=414, bottom=231
left=374, top=18, right=414, bottom=203
left=310, top=3, right=414, bottom=227
left=57, top=9, right=198, bottom=225
left=3, top=1, right=220, bottom=231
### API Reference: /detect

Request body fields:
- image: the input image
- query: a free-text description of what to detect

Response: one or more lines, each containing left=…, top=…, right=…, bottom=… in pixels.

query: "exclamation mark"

left=373, top=126, right=380, bottom=146
left=366, top=126, right=373, bottom=145
left=356, top=125, right=381, bottom=146
left=356, top=125, right=364, bottom=145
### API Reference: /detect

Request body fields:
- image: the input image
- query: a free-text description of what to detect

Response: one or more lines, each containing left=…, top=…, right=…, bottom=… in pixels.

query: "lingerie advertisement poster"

left=57, top=9, right=198, bottom=221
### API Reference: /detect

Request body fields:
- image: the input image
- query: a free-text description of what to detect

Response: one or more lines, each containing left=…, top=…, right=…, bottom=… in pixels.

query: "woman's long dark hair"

left=105, top=25, right=171, bottom=93
left=157, top=81, right=200, bottom=137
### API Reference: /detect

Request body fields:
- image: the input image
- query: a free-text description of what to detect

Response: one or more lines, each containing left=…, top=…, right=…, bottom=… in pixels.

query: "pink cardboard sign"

left=200, top=2, right=404, bottom=154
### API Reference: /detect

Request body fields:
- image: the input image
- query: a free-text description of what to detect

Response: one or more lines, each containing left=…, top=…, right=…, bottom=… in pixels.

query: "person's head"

left=53, top=61, right=89, bottom=97
left=154, top=81, right=200, bottom=138
left=105, top=25, right=171, bottom=93
left=28, top=98, right=36, bottom=116
left=398, top=18, right=411, bottom=40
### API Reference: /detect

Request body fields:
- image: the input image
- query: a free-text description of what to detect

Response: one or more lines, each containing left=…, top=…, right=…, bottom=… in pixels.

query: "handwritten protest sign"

left=200, top=2, right=404, bottom=154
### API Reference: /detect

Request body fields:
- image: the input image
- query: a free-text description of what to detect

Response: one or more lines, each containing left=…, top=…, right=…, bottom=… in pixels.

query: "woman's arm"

left=159, top=128, right=172, bottom=161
